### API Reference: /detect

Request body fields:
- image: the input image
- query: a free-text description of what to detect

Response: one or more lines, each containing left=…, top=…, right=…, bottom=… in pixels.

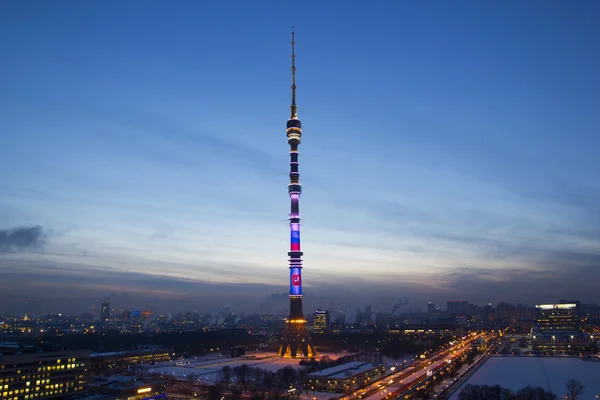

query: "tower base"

left=278, top=322, right=317, bottom=358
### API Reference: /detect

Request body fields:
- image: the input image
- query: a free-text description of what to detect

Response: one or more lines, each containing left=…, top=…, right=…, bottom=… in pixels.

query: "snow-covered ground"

left=144, top=352, right=353, bottom=383
left=450, top=357, right=600, bottom=399
left=381, top=355, right=418, bottom=366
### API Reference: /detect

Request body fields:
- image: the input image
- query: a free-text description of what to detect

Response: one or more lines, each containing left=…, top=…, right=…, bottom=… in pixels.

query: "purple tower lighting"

left=278, top=29, right=317, bottom=358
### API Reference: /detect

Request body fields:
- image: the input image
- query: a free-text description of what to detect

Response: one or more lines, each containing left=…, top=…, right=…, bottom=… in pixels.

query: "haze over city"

left=1, top=1, right=599, bottom=315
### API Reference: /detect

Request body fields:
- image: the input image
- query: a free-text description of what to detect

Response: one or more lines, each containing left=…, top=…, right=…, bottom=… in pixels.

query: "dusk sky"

left=1, top=1, right=599, bottom=315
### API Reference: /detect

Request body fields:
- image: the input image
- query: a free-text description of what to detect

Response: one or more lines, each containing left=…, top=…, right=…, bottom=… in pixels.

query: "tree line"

left=31, top=329, right=258, bottom=354
left=179, top=364, right=310, bottom=400
left=458, top=379, right=585, bottom=400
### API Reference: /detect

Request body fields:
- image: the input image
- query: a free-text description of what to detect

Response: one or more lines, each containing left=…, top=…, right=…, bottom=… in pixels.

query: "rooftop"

left=329, top=363, right=381, bottom=379
left=88, top=375, right=158, bottom=390
left=90, top=348, right=170, bottom=358
left=306, top=361, right=381, bottom=379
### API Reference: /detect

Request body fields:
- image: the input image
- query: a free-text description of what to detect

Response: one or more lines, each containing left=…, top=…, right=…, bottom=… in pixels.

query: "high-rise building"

left=495, top=302, right=518, bottom=321
left=483, top=303, right=494, bottom=322
left=559, top=299, right=582, bottom=318
left=516, top=303, right=535, bottom=320
left=313, top=310, right=330, bottom=334
left=101, top=300, right=110, bottom=323
left=535, top=303, right=579, bottom=332
left=532, top=302, right=588, bottom=352
left=278, top=30, right=316, bottom=358
left=0, top=349, right=89, bottom=400
left=427, top=302, right=435, bottom=314
left=461, top=300, right=469, bottom=315
left=364, top=305, right=374, bottom=327
left=446, top=300, right=470, bottom=316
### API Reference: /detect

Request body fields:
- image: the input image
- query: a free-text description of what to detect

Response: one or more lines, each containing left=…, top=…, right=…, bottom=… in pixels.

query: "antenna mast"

left=291, top=27, right=297, bottom=119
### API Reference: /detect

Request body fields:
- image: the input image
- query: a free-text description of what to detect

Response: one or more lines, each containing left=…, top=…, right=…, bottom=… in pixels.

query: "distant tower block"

left=278, top=29, right=317, bottom=358
left=101, top=300, right=110, bottom=323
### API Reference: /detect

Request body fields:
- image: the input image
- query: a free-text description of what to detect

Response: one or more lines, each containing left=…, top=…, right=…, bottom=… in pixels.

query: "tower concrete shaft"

left=278, top=29, right=316, bottom=358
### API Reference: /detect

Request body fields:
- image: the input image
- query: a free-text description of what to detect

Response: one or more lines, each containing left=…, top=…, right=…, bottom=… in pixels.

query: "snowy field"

left=144, top=352, right=353, bottom=383
left=450, top=357, right=600, bottom=399
left=382, top=354, right=417, bottom=366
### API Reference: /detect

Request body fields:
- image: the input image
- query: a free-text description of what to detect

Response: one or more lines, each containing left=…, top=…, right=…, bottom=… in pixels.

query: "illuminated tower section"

left=278, top=29, right=317, bottom=358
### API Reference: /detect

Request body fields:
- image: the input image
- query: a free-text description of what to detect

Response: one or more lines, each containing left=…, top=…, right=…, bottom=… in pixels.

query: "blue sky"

left=1, top=1, right=599, bottom=315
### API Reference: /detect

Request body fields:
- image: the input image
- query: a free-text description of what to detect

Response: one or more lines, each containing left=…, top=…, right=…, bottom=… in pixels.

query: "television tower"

left=278, top=29, right=317, bottom=358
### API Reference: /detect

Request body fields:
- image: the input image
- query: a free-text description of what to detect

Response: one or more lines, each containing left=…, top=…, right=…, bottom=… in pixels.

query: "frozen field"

left=451, top=357, right=600, bottom=399
left=144, top=351, right=352, bottom=383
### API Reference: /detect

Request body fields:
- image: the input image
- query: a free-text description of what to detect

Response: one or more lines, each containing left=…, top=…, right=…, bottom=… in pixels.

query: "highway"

left=351, top=334, right=494, bottom=400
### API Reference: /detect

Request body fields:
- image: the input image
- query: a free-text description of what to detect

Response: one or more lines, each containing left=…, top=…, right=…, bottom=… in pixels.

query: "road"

left=352, top=334, right=494, bottom=400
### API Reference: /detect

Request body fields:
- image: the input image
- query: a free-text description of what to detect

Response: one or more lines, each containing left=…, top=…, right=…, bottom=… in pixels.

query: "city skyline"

left=1, top=1, right=600, bottom=315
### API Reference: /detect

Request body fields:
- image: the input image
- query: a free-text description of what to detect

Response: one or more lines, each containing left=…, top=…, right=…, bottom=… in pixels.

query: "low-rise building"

left=90, top=348, right=171, bottom=376
left=387, top=323, right=461, bottom=337
left=305, top=361, right=385, bottom=393
left=86, top=375, right=165, bottom=400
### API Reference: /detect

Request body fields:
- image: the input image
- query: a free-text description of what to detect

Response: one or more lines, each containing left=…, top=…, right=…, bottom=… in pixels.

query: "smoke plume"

left=392, top=296, right=411, bottom=315
left=0, top=225, right=46, bottom=253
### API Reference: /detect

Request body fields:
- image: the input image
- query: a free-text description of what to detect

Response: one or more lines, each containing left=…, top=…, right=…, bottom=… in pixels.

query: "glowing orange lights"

left=287, top=319, right=307, bottom=324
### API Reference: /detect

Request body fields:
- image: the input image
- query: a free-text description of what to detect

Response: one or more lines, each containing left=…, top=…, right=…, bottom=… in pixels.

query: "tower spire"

left=291, top=27, right=297, bottom=119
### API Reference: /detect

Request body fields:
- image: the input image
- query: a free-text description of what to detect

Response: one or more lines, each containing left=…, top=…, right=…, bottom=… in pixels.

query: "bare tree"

left=517, top=386, right=557, bottom=400
left=459, top=384, right=516, bottom=400
left=263, top=370, right=276, bottom=399
left=207, top=383, right=224, bottom=400
left=239, top=363, right=250, bottom=394
left=231, top=386, right=243, bottom=400
left=565, top=379, right=585, bottom=400
left=457, top=383, right=479, bottom=400
left=222, top=366, right=232, bottom=390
